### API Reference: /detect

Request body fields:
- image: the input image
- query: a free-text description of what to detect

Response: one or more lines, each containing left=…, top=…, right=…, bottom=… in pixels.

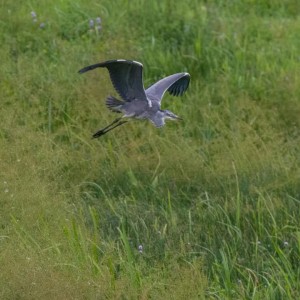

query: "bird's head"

left=163, top=110, right=183, bottom=121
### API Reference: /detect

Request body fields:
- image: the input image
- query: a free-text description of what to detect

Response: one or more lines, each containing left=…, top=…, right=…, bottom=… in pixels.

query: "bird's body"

left=78, top=59, right=190, bottom=137
left=107, top=96, right=166, bottom=125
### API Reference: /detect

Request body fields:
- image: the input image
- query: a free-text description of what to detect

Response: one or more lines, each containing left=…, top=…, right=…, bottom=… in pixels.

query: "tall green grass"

left=1, top=0, right=300, bottom=298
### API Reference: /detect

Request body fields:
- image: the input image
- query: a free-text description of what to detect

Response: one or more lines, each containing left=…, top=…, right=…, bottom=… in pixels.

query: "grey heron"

left=78, top=59, right=190, bottom=138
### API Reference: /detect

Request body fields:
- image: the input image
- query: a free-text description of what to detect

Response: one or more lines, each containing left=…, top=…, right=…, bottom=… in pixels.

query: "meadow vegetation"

left=1, top=0, right=300, bottom=299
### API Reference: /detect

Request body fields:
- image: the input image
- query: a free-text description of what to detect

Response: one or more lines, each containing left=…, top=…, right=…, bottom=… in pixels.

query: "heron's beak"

left=176, top=116, right=183, bottom=121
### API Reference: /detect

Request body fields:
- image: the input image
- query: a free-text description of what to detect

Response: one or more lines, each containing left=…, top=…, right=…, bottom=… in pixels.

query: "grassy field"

left=1, top=0, right=300, bottom=299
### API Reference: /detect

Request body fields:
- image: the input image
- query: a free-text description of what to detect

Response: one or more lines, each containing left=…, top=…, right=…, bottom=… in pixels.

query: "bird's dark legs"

left=92, top=117, right=121, bottom=138
left=92, top=118, right=128, bottom=138
left=99, top=117, right=122, bottom=131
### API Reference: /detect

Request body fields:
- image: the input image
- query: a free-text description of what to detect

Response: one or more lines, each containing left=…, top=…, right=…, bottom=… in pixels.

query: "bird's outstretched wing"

left=79, top=59, right=148, bottom=102
left=145, top=73, right=190, bottom=104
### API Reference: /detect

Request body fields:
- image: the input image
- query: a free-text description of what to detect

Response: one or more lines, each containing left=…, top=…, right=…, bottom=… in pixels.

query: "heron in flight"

left=78, top=59, right=190, bottom=138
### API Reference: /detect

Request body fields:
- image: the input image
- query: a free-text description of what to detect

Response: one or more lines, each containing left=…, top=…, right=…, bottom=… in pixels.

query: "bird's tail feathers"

left=106, top=96, right=124, bottom=113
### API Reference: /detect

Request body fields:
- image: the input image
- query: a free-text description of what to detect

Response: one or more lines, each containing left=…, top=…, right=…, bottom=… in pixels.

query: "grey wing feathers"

left=105, top=96, right=123, bottom=113
left=78, top=59, right=148, bottom=103
left=145, top=72, right=190, bottom=103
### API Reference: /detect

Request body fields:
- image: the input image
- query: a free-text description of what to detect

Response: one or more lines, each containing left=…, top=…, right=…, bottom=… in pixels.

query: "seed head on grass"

left=87, top=17, right=102, bottom=34
left=89, top=19, right=94, bottom=29
left=31, top=11, right=37, bottom=22
left=96, top=17, right=102, bottom=31
left=30, top=11, right=46, bottom=29
left=138, top=245, right=143, bottom=254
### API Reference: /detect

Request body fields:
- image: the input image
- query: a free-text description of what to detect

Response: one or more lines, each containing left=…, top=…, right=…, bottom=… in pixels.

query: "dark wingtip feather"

left=167, top=73, right=190, bottom=97
left=78, top=63, right=105, bottom=74
left=79, top=59, right=142, bottom=75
